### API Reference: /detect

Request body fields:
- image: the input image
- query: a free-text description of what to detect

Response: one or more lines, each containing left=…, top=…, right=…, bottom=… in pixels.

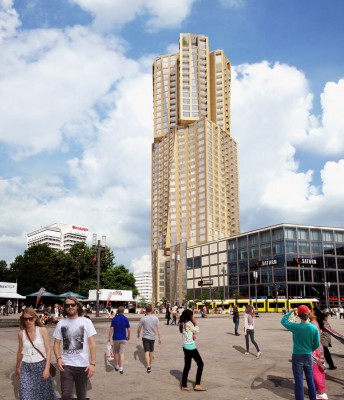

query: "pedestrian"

left=178, top=309, right=206, bottom=392
left=53, top=296, right=97, bottom=400
left=107, top=306, right=130, bottom=374
left=313, top=309, right=337, bottom=371
left=165, top=304, right=171, bottom=325
left=281, top=306, right=320, bottom=400
left=244, top=305, right=261, bottom=358
left=171, top=307, right=178, bottom=325
left=233, top=303, right=240, bottom=336
left=137, top=305, right=161, bottom=373
left=339, top=306, right=344, bottom=319
left=309, top=310, right=328, bottom=400
left=16, top=308, right=57, bottom=400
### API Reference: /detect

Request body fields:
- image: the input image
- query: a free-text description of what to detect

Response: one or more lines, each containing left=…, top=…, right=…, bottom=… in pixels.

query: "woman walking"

left=16, top=308, right=57, bottom=400
left=244, top=305, right=261, bottom=358
left=178, top=309, right=206, bottom=391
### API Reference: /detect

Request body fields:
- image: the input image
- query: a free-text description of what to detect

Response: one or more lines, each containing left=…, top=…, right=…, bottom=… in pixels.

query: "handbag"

left=25, top=328, right=56, bottom=377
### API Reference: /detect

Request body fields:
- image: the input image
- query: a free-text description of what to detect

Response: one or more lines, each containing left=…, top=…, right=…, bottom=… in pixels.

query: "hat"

left=297, top=305, right=310, bottom=315
left=145, top=305, right=152, bottom=313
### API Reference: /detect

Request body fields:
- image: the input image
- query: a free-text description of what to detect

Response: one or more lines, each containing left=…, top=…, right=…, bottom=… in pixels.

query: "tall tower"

left=151, top=33, right=240, bottom=305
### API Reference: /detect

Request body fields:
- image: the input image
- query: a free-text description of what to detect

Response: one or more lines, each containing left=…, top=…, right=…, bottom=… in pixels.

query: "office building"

left=27, top=223, right=88, bottom=252
left=134, top=272, right=153, bottom=302
left=151, top=33, right=240, bottom=304
left=186, top=223, right=344, bottom=305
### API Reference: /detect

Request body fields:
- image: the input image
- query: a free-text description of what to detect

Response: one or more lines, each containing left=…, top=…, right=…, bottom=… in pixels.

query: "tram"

left=195, top=298, right=319, bottom=313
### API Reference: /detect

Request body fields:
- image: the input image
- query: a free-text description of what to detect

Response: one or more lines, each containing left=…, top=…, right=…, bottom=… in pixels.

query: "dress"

left=20, top=327, right=57, bottom=400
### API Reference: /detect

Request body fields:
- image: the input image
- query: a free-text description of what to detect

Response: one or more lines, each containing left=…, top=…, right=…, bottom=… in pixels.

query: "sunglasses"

left=65, top=303, right=77, bottom=308
left=23, top=317, right=34, bottom=321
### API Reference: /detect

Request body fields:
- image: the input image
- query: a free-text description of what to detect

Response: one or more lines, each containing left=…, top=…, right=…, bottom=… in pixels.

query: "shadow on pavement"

left=133, top=345, right=146, bottom=367
left=251, top=374, right=295, bottom=400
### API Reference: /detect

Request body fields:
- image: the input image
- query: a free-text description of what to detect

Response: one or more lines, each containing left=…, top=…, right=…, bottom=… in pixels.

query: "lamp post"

left=92, top=233, right=106, bottom=317
left=221, top=263, right=227, bottom=301
left=325, top=282, right=331, bottom=310
left=253, top=271, right=258, bottom=312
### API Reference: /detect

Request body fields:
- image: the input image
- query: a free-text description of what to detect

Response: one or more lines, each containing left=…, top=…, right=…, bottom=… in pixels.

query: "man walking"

left=281, top=305, right=320, bottom=400
left=53, top=296, right=97, bottom=400
left=233, top=303, right=240, bottom=336
left=107, top=306, right=130, bottom=374
left=137, top=305, right=161, bottom=373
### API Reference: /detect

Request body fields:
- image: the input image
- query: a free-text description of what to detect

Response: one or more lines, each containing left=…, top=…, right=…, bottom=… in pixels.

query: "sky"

left=1, top=0, right=344, bottom=274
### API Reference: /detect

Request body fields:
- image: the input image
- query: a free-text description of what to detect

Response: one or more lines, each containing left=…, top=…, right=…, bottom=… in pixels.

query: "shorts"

left=142, top=338, right=155, bottom=353
left=113, top=340, right=127, bottom=354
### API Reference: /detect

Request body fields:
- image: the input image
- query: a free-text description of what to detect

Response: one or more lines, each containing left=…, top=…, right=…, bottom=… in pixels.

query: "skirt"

left=20, top=360, right=57, bottom=400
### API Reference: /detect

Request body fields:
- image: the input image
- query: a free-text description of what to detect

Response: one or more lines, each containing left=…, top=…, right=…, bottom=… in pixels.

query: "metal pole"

left=96, top=240, right=101, bottom=317
left=221, top=264, right=226, bottom=301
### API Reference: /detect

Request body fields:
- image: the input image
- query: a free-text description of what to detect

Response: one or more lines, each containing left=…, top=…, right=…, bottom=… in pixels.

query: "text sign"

left=255, top=259, right=278, bottom=267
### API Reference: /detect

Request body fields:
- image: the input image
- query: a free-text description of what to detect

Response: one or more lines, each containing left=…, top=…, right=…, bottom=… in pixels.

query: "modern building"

left=27, top=223, right=88, bottom=252
left=151, top=33, right=240, bottom=305
left=186, top=223, right=344, bottom=305
left=134, top=272, right=153, bottom=302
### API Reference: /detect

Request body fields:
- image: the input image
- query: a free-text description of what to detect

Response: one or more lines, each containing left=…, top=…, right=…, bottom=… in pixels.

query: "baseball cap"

left=297, top=305, right=310, bottom=315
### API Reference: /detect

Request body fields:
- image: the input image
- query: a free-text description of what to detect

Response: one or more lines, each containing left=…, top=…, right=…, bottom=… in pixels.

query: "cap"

left=297, top=305, right=310, bottom=315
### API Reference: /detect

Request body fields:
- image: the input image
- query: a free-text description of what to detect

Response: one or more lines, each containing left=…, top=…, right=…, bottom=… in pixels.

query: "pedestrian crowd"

left=14, top=298, right=343, bottom=400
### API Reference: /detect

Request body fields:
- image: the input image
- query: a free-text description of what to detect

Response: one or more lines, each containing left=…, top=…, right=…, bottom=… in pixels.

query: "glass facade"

left=186, top=224, right=344, bottom=305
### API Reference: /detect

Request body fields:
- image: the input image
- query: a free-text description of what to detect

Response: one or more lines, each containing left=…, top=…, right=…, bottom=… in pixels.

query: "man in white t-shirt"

left=53, top=296, right=97, bottom=400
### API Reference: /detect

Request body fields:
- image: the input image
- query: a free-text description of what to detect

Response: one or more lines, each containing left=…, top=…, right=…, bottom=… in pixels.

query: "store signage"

left=72, top=225, right=89, bottom=231
left=198, top=280, right=213, bottom=286
left=293, top=258, right=317, bottom=265
left=255, top=259, right=278, bottom=267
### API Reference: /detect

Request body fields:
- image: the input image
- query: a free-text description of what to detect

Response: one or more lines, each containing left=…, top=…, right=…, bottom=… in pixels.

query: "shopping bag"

left=106, top=341, right=114, bottom=361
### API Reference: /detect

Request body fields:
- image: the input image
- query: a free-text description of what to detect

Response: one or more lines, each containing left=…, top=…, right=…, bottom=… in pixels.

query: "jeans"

left=182, top=348, right=204, bottom=387
left=234, top=318, right=239, bottom=335
left=61, top=365, right=88, bottom=400
left=292, top=354, right=316, bottom=400
left=245, top=329, right=260, bottom=352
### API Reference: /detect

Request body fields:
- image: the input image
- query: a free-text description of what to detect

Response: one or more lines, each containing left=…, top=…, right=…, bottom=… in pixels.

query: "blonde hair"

left=19, top=308, right=43, bottom=330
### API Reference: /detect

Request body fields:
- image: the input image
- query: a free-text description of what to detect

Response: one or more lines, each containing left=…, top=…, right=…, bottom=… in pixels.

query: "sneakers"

left=245, top=352, right=250, bottom=355
left=147, top=367, right=152, bottom=373
left=115, top=366, right=119, bottom=371
left=119, top=368, right=124, bottom=374
left=329, top=365, right=337, bottom=370
left=316, top=393, right=328, bottom=399
left=257, top=351, right=262, bottom=359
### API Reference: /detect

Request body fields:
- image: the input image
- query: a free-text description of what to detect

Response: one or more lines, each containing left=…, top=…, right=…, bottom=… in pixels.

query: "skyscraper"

left=151, top=33, right=240, bottom=304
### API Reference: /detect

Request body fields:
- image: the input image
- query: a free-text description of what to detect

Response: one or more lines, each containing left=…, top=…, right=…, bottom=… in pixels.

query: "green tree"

left=9, top=244, right=62, bottom=295
left=0, top=260, right=10, bottom=281
left=232, top=289, right=243, bottom=300
left=101, top=265, right=138, bottom=296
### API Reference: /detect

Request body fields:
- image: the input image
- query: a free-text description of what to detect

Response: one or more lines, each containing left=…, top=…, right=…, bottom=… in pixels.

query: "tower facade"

left=151, top=33, right=240, bottom=304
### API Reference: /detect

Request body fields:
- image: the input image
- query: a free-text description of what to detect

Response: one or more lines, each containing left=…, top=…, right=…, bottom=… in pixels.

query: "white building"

left=27, top=223, right=88, bottom=252
left=134, top=272, right=153, bottom=302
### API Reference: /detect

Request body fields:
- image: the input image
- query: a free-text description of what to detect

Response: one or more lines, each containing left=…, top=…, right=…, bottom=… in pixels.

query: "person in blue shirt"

left=107, top=306, right=130, bottom=374
left=281, top=305, right=320, bottom=400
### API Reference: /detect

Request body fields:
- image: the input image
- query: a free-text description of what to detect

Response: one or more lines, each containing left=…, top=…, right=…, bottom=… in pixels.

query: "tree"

left=101, top=265, right=138, bottom=296
left=0, top=260, right=10, bottom=281
left=232, top=289, right=243, bottom=300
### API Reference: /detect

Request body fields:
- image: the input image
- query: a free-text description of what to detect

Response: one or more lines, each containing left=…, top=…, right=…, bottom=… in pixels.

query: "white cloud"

left=131, top=255, right=151, bottom=274
left=219, top=0, right=246, bottom=8
left=232, top=61, right=344, bottom=230
left=70, top=0, right=196, bottom=31
left=0, top=0, right=21, bottom=41
left=294, top=79, right=344, bottom=155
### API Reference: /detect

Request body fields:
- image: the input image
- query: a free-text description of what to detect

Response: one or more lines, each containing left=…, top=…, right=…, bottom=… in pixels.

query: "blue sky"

left=1, top=0, right=344, bottom=273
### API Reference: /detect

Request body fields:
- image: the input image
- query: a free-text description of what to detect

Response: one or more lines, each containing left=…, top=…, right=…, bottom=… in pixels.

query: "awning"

left=0, top=292, right=26, bottom=299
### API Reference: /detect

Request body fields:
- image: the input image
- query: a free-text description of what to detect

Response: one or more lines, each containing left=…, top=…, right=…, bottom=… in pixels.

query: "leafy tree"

left=200, top=291, right=209, bottom=301
left=101, top=265, right=138, bottom=296
left=0, top=260, right=10, bottom=281
left=232, top=289, right=243, bottom=300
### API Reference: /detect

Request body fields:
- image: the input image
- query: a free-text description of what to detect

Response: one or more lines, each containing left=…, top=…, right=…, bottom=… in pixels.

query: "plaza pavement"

left=0, top=313, right=343, bottom=400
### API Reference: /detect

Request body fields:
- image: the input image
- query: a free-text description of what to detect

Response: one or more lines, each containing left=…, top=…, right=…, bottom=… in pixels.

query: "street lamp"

left=325, top=282, right=331, bottom=310
left=92, top=233, right=106, bottom=317
left=221, top=263, right=227, bottom=301
left=253, top=271, right=258, bottom=312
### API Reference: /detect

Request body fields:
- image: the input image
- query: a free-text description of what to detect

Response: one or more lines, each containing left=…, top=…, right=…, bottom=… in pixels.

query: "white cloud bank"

left=0, top=1, right=344, bottom=274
